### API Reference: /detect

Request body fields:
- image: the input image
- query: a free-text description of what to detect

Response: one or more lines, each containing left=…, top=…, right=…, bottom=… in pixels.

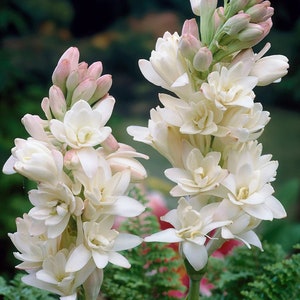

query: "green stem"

left=186, top=278, right=201, bottom=300
left=184, top=259, right=206, bottom=300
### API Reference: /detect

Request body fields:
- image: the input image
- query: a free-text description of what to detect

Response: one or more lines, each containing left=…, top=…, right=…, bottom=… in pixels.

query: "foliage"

left=0, top=273, right=57, bottom=300
left=100, top=186, right=186, bottom=300
left=203, top=242, right=300, bottom=300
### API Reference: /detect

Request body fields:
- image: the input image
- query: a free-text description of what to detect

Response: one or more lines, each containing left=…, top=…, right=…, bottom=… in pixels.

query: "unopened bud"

left=101, top=134, right=120, bottom=152
left=223, top=13, right=251, bottom=36
left=193, top=47, right=213, bottom=71
left=182, top=19, right=200, bottom=40
left=250, top=55, right=289, bottom=86
left=48, top=85, right=67, bottom=120
left=64, top=149, right=80, bottom=170
left=71, top=78, right=97, bottom=105
left=21, top=114, right=48, bottom=141
left=56, top=47, right=80, bottom=72
left=246, top=1, right=273, bottom=23
left=86, top=61, right=103, bottom=79
left=199, top=0, right=218, bottom=17
left=189, top=0, right=201, bottom=16
left=88, top=74, right=112, bottom=105
left=51, top=59, right=71, bottom=92
left=41, top=97, right=52, bottom=120
left=230, top=0, right=250, bottom=13
left=179, top=34, right=201, bottom=60
left=66, top=70, right=80, bottom=94
left=237, top=23, right=264, bottom=42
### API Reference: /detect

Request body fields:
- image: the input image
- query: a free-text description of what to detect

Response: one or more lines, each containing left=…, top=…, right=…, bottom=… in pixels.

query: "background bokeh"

left=0, top=0, right=299, bottom=279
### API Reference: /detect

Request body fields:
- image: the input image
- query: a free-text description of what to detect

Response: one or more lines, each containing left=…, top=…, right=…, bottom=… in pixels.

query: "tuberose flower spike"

left=3, top=47, right=148, bottom=300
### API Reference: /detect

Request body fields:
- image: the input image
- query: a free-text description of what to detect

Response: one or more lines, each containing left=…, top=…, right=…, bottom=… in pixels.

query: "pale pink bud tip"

left=193, top=47, right=213, bottom=72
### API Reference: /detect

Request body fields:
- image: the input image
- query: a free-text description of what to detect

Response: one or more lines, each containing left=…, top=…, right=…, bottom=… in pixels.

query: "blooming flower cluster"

left=3, top=47, right=148, bottom=299
left=128, top=0, right=288, bottom=273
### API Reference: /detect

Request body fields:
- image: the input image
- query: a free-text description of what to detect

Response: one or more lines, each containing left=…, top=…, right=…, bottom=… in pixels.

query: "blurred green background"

left=0, top=0, right=299, bottom=279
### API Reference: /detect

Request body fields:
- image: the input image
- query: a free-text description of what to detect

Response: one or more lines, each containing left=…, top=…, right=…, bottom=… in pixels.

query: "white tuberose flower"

left=165, top=143, right=228, bottom=196
left=65, top=216, right=142, bottom=272
left=50, top=98, right=114, bottom=149
left=3, top=138, right=63, bottom=184
left=145, top=198, right=231, bottom=271
left=139, top=32, right=194, bottom=98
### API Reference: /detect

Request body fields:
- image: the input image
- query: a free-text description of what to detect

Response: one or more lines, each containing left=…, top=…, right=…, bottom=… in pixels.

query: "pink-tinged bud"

left=51, top=59, right=71, bottom=92
left=66, top=69, right=80, bottom=94
left=246, top=1, right=273, bottom=23
left=237, top=23, right=264, bottom=41
left=213, top=7, right=224, bottom=30
left=101, top=134, right=120, bottom=152
left=48, top=85, right=67, bottom=120
left=52, top=47, right=79, bottom=91
left=86, top=61, right=103, bottom=79
left=78, top=61, right=89, bottom=81
left=223, top=13, right=251, bottom=36
left=64, top=149, right=80, bottom=170
left=41, top=97, right=52, bottom=120
left=182, top=19, right=200, bottom=40
left=193, top=47, right=213, bottom=71
left=57, top=47, right=80, bottom=73
left=71, top=78, right=97, bottom=105
left=238, top=18, right=272, bottom=45
left=179, top=34, right=201, bottom=60
left=88, top=74, right=112, bottom=105
left=21, top=114, right=49, bottom=141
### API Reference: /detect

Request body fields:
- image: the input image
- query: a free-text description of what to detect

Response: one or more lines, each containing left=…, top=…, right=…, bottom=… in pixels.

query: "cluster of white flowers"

left=128, top=0, right=288, bottom=272
left=3, top=47, right=148, bottom=299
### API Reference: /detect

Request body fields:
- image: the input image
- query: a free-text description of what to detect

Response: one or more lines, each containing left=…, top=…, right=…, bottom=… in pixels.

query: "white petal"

left=65, top=244, right=91, bottom=272
left=144, top=228, right=182, bottom=243
left=113, top=233, right=142, bottom=251
left=138, top=59, right=165, bottom=86
left=182, top=242, right=208, bottom=271
left=60, top=294, right=77, bottom=300
left=108, top=252, right=131, bottom=268
left=238, top=230, right=262, bottom=250
left=171, top=73, right=189, bottom=87
left=2, top=155, right=17, bottom=174
left=93, top=96, right=115, bottom=125
left=92, top=250, right=109, bottom=269
left=243, top=203, right=273, bottom=220
left=265, top=196, right=287, bottom=219
left=108, top=196, right=145, bottom=217
left=77, top=148, right=98, bottom=178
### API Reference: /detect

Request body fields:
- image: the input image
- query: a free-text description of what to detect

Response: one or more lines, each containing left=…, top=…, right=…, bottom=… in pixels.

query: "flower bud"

left=250, top=55, right=289, bottom=86
left=86, top=61, right=103, bottom=79
left=237, top=23, right=264, bottom=42
left=182, top=19, right=200, bottom=40
left=64, top=149, right=80, bottom=170
left=223, top=13, right=251, bottom=36
left=189, top=0, right=201, bottom=16
left=88, top=74, right=112, bottom=105
left=21, top=114, right=48, bottom=141
left=227, top=0, right=250, bottom=16
left=56, top=47, right=80, bottom=72
left=193, top=47, right=213, bottom=72
left=51, top=59, right=71, bottom=92
left=71, top=78, right=97, bottom=105
left=245, top=1, right=273, bottom=23
left=179, top=34, right=201, bottom=60
left=48, top=85, right=67, bottom=120
left=66, top=69, right=80, bottom=95
left=199, top=0, right=218, bottom=18
left=41, top=97, right=52, bottom=120
left=101, top=134, right=120, bottom=152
